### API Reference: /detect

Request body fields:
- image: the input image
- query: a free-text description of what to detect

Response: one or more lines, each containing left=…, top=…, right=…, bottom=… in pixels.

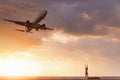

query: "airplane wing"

left=3, top=19, right=25, bottom=26
left=33, top=10, right=47, bottom=25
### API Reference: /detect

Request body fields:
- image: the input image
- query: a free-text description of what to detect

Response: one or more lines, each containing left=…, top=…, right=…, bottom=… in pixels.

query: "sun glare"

left=0, top=52, right=43, bottom=76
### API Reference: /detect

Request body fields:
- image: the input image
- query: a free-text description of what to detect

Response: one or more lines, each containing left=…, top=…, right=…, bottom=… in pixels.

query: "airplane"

left=3, top=10, right=54, bottom=33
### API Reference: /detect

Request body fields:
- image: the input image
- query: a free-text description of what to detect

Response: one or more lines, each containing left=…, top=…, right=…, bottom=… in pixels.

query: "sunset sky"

left=0, top=0, right=120, bottom=76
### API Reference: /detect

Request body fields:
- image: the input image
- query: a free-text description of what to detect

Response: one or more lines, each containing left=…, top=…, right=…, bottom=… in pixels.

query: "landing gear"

left=24, top=20, right=31, bottom=32
left=36, top=28, right=39, bottom=31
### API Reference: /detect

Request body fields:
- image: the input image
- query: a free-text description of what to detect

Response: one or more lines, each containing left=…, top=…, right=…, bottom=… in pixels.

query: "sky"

left=0, top=0, right=120, bottom=76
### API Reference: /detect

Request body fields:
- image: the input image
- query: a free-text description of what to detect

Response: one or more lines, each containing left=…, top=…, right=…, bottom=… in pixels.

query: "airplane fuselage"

left=3, top=9, right=54, bottom=33
left=24, top=10, right=48, bottom=32
left=24, top=22, right=47, bottom=31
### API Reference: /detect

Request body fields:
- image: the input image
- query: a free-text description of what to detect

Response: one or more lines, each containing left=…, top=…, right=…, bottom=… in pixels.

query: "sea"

left=0, top=76, right=120, bottom=80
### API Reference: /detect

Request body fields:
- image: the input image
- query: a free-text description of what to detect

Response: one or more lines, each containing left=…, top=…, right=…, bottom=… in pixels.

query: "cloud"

left=0, top=22, right=54, bottom=53
left=1, top=0, right=120, bottom=60
left=28, top=34, right=120, bottom=76
left=49, top=0, right=120, bottom=36
left=0, top=0, right=120, bottom=76
left=1, top=0, right=120, bottom=37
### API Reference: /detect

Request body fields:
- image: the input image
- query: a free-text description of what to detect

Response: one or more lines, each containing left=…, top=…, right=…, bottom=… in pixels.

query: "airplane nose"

left=43, top=9, right=48, bottom=12
left=43, top=10, right=47, bottom=15
left=42, top=10, right=47, bottom=17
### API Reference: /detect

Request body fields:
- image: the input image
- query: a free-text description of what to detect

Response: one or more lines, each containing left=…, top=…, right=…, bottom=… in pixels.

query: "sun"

left=0, top=52, right=43, bottom=76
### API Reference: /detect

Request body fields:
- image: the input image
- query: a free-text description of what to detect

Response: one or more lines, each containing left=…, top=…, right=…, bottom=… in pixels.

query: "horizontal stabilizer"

left=15, top=29, right=25, bottom=32
left=15, top=29, right=33, bottom=33
left=46, top=28, right=54, bottom=30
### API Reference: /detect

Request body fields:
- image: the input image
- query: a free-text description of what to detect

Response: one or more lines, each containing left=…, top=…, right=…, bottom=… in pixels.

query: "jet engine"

left=24, top=20, right=31, bottom=30
left=25, top=20, right=30, bottom=27
left=40, top=24, right=46, bottom=30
